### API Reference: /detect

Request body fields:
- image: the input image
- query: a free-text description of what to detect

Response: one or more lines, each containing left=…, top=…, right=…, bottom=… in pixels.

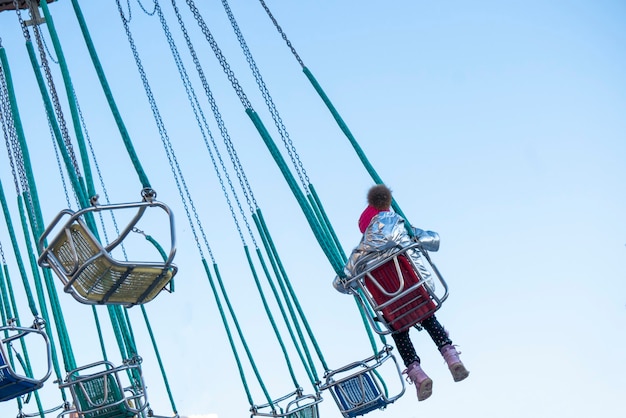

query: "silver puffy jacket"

left=334, top=211, right=439, bottom=293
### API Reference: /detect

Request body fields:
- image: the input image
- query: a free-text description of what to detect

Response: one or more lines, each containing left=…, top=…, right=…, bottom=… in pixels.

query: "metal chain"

left=0, top=61, right=41, bottom=233
left=0, top=240, right=5, bottom=265
left=258, top=0, right=304, bottom=68
left=136, top=0, right=157, bottom=16
left=13, top=0, right=31, bottom=41
left=164, top=0, right=261, bottom=249
left=1, top=63, right=28, bottom=203
left=40, top=30, right=59, bottom=65
left=115, top=0, right=211, bottom=259
left=29, top=14, right=83, bottom=179
left=0, top=65, right=20, bottom=194
left=221, top=0, right=310, bottom=190
left=171, top=0, right=258, bottom=214
left=159, top=1, right=257, bottom=247
left=73, top=86, right=109, bottom=210
left=169, top=0, right=264, bottom=247
left=184, top=0, right=252, bottom=110
left=48, top=115, right=74, bottom=209
left=120, top=0, right=132, bottom=22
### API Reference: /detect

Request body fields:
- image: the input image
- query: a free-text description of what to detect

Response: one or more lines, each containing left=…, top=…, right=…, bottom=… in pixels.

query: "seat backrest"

left=46, top=222, right=176, bottom=306
left=333, top=372, right=386, bottom=418
left=73, top=373, right=135, bottom=418
left=63, top=360, right=146, bottom=418
left=365, top=254, right=437, bottom=332
left=0, top=325, right=51, bottom=402
left=285, top=404, right=319, bottom=418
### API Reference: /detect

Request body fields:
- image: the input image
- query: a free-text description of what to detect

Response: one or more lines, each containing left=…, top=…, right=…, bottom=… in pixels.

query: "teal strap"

left=66, top=0, right=152, bottom=189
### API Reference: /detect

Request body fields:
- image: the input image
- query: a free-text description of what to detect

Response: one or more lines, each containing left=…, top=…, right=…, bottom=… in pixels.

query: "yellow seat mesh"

left=48, top=224, right=173, bottom=305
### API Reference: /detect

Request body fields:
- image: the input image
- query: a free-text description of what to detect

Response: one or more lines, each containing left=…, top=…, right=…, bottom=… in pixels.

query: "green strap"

left=307, top=185, right=347, bottom=264
left=253, top=210, right=327, bottom=375
left=200, top=258, right=257, bottom=406
left=0, top=182, right=38, bottom=317
left=246, top=109, right=345, bottom=274
left=39, top=0, right=97, bottom=201
left=165, top=2, right=332, bottom=388
left=22, top=41, right=90, bottom=211
left=91, top=307, right=109, bottom=362
left=154, top=0, right=321, bottom=401
left=40, top=2, right=147, bottom=378
left=140, top=306, right=178, bottom=415
left=244, top=245, right=301, bottom=388
left=303, top=67, right=413, bottom=235
left=66, top=0, right=152, bottom=189
left=0, top=260, right=46, bottom=414
left=1, top=44, right=77, bottom=374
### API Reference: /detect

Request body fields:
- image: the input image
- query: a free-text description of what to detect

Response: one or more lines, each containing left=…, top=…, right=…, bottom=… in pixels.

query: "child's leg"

left=422, top=315, right=469, bottom=382
left=392, top=330, right=433, bottom=401
left=391, top=330, right=420, bottom=367
left=421, top=314, right=452, bottom=349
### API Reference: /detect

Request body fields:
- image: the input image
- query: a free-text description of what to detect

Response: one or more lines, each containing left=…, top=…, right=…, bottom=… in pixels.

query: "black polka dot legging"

left=391, top=314, right=452, bottom=367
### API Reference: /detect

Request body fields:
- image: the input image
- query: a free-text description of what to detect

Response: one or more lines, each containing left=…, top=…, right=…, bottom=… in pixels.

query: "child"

left=335, top=184, right=469, bottom=401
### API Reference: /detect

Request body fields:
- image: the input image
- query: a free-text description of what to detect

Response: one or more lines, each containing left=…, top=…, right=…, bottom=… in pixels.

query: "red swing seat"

left=364, top=253, right=437, bottom=333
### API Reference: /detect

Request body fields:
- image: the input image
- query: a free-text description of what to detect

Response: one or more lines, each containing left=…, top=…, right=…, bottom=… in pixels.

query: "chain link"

left=115, top=0, right=214, bottom=259
left=26, top=8, right=83, bottom=180
left=184, top=0, right=252, bottom=110
left=0, top=64, right=20, bottom=194
left=258, top=0, right=304, bottom=68
left=135, top=0, right=157, bottom=16
left=170, top=0, right=264, bottom=246
left=13, top=0, right=31, bottom=41
left=0, top=54, right=42, bottom=233
left=221, top=0, right=311, bottom=189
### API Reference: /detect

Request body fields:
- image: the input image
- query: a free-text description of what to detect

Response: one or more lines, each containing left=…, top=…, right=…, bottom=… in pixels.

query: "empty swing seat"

left=0, top=322, right=52, bottom=402
left=73, top=373, right=134, bottom=418
left=320, top=346, right=404, bottom=418
left=251, top=388, right=322, bottom=418
left=47, top=222, right=175, bottom=306
left=60, top=359, right=147, bottom=418
left=333, top=373, right=386, bottom=417
left=0, top=355, right=43, bottom=402
left=285, top=404, right=318, bottom=418
left=38, top=198, right=177, bottom=307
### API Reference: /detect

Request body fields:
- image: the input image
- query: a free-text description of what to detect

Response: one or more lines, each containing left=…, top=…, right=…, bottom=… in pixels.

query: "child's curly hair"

left=367, top=184, right=392, bottom=210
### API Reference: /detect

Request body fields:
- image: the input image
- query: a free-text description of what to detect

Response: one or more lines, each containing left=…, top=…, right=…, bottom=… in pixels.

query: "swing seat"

left=343, top=242, right=448, bottom=335
left=320, top=346, right=404, bottom=418
left=0, top=362, right=42, bottom=402
left=38, top=198, right=177, bottom=307
left=333, top=373, right=386, bottom=417
left=0, top=322, right=52, bottom=402
left=365, top=254, right=436, bottom=332
left=59, top=358, right=147, bottom=418
left=251, top=388, right=322, bottom=418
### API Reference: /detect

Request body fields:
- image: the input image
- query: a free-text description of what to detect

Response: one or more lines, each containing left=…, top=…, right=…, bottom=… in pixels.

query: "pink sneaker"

left=440, top=344, right=469, bottom=382
left=403, top=362, right=433, bottom=401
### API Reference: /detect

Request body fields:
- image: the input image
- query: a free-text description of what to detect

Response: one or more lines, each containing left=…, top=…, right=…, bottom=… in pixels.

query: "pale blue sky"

left=0, top=1, right=624, bottom=418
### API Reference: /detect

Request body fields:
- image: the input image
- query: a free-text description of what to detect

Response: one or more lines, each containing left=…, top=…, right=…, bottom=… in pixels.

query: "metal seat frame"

left=340, top=242, right=448, bottom=335
left=250, top=387, right=322, bottom=418
left=0, top=319, right=52, bottom=402
left=58, top=357, right=148, bottom=418
left=38, top=199, right=177, bottom=307
left=319, top=345, right=404, bottom=418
